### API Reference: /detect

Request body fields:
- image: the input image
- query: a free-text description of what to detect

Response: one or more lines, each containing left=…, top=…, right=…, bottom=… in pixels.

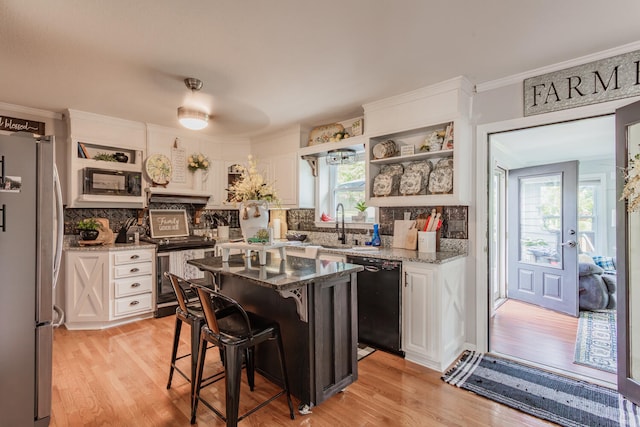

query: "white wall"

left=472, top=44, right=640, bottom=351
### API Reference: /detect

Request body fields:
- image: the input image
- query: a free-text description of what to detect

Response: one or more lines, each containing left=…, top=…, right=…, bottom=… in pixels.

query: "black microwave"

left=83, top=168, right=142, bottom=196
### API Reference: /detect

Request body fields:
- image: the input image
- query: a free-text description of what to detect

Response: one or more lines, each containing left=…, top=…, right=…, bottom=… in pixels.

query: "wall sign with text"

left=524, top=50, right=640, bottom=116
left=148, top=209, right=189, bottom=238
left=0, top=115, right=45, bottom=134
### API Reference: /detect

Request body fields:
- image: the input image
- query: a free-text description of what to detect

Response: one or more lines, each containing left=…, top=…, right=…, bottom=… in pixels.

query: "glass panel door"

left=616, top=99, right=640, bottom=404
left=518, top=173, right=562, bottom=268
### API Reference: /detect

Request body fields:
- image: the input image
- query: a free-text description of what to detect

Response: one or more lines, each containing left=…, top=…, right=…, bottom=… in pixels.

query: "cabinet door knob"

left=130, top=254, right=140, bottom=260
left=131, top=282, right=141, bottom=288
left=130, top=267, right=139, bottom=273
left=129, top=300, right=139, bottom=306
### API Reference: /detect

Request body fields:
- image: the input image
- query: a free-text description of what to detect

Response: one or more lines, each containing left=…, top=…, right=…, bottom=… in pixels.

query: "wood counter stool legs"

left=190, top=284, right=295, bottom=426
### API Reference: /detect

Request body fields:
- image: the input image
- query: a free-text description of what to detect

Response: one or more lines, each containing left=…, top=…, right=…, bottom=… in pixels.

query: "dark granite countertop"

left=188, top=253, right=363, bottom=291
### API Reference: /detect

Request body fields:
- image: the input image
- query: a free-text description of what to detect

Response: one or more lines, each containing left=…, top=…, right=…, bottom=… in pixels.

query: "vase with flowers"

left=227, top=155, right=279, bottom=242
left=188, top=153, right=209, bottom=191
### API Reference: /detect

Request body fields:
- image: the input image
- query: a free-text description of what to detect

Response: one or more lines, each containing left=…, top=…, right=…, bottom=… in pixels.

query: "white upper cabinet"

left=250, top=125, right=314, bottom=208
left=363, top=77, right=473, bottom=206
left=66, top=109, right=146, bottom=208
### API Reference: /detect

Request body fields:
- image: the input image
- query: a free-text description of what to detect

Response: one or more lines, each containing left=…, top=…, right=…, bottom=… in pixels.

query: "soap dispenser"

left=371, top=223, right=381, bottom=247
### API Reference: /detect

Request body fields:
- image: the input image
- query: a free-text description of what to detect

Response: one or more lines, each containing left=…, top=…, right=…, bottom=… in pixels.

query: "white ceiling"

left=1, top=0, right=640, bottom=138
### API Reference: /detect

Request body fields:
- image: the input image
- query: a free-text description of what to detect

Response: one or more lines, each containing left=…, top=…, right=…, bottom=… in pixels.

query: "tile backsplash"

left=65, top=204, right=468, bottom=248
left=64, top=204, right=240, bottom=235
left=287, top=206, right=468, bottom=239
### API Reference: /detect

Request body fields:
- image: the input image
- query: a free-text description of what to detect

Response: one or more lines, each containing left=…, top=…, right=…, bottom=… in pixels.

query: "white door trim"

left=474, top=98, right=638, bottom=353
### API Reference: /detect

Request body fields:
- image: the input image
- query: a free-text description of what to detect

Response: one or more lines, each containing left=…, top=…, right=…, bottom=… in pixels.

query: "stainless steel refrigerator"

left=0, top=133, right=63, bottom=426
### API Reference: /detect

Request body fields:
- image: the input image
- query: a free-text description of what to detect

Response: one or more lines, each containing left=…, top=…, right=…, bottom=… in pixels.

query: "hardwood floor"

left=51, top=316, right=554, bottom=426
left=490, top=299, right=617, bottom=384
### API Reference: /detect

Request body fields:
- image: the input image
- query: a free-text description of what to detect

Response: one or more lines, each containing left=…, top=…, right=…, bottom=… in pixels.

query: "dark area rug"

left=574, top=310, right=617, bottom=373
left=443, top=351, right=639, bottom=427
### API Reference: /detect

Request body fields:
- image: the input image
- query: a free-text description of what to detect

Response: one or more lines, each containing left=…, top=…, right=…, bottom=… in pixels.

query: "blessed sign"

left=148, top=209, right=189, bottom=238
left=524, top=50, right=640, bottom=116
left=0, top=115, right=45, bottom=134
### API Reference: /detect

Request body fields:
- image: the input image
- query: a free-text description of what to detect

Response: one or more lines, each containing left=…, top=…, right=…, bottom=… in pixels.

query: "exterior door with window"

left=616, top=100, right=640, bottom=405
left=507, top=161, right=579, bottom=316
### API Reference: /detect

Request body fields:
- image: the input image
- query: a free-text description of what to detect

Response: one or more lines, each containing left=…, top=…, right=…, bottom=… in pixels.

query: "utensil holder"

left=418, top=231, right=436, bottom=253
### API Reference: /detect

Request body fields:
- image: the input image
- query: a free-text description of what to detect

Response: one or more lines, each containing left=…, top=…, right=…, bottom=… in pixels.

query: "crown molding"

left=0, top=101, right=62, bottom=120
left=476, top=40, right=640, bottom=93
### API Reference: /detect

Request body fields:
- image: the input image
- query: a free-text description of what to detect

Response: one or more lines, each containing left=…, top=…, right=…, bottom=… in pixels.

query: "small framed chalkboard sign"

left=148, top=209, right=189, bottom=238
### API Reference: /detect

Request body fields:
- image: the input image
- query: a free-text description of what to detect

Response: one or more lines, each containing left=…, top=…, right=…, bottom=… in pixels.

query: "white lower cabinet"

left=402, top=258, right=466, bottom=372
left=64, top=247, right=155, bottom=330
left=110, top=248, right=155, bottom=320
left=65, top=251, right=110, bottom=326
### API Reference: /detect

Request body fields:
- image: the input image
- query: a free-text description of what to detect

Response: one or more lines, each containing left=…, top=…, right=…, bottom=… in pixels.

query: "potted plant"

left=77, top=218, right=102, bottom=241
left=353, top=201, right=368, bottom=222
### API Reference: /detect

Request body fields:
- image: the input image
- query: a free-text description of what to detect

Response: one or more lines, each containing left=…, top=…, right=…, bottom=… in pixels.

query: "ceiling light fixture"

left=326, top=148, right=356, bottom=165
left=177, top=78, right=209, bottom=130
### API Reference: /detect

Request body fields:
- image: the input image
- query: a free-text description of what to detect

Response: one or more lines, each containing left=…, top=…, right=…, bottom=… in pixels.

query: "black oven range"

left=140, top=234, right=217, bottom=318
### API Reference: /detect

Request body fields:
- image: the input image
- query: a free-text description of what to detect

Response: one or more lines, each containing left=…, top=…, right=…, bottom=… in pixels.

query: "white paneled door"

left=507, top=161, right=579, bottom=317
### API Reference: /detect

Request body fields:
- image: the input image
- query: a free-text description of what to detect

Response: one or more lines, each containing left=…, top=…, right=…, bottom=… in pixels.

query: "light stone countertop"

left=63, top=240, right=156, bottom=252
left=285, top=244, right=466, bottom=264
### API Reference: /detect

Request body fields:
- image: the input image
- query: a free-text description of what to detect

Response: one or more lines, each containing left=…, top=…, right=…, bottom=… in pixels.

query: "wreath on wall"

left=621, top=151, right=640, bottom=212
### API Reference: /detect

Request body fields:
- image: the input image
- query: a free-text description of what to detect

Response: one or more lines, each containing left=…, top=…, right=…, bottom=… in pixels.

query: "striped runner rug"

left=442, top=351, right=639, bottom=427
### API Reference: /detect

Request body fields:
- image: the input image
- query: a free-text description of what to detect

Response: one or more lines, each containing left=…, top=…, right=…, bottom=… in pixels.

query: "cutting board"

left=405, top=223, right=418, bottom=250
left=392, top=220, right=415, bottom=248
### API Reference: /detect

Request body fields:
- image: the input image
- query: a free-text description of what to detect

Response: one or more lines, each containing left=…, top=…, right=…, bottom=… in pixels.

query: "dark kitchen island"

left=187, top=252, right=363, bottom=410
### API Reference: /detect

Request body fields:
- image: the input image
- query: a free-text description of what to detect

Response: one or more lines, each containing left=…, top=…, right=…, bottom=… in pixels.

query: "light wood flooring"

left=51, top=315, right=554, bottom=427
left=490, top=299, right=617, bottom=384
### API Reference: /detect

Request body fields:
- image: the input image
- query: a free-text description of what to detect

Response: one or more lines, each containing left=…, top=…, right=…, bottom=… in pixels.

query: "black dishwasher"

left=347, top=255, right=403, bottom=356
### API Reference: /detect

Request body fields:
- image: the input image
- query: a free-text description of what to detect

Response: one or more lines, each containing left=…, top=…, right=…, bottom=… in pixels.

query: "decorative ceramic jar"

left=193, top=169, right=205, bottom=191
left=239, top=200, right=269, bottom=242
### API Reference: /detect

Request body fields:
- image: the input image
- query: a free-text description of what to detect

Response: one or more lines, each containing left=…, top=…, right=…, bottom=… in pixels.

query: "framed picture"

left=351, top=119, right=363, bottom=136
left=148, top=209, right=189, bottom=238
left=400, top=145, right=415, bottom=156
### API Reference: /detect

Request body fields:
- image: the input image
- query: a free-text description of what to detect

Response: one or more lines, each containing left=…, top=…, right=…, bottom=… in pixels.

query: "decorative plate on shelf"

left=308, top=123, right=345, bottom=146
left=373, top=140, right=397, bottom=159
left=145, top=154, right=172, bottom=185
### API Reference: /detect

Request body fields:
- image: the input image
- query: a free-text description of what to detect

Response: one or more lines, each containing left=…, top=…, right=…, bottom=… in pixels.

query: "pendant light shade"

left=178, top=78, right=209, bottom=130
left=326, top=149, right=356, bottom=165
left=177, top=107, right=209, bottom=130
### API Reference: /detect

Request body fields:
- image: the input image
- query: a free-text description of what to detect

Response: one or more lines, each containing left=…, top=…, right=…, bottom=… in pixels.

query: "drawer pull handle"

left=130, top=254, right=140, bottom=260
left=130, top=268, right=139, bottom=273
left=131, top=282, right=141, bottom=288
left=129, top=300, right=139, bottom=306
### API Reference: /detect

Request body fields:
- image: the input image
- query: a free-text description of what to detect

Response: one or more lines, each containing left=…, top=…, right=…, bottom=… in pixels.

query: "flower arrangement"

left=227, top=155, right=278, bottom=203
left=188, top=153, right=209, bottom=171
left=621, top=152, right=640, bottom=212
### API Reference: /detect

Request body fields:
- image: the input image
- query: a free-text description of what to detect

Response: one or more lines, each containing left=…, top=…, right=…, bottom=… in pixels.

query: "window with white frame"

left=578, top=174, right=607, bottom=255
left=317, top=152, right=375, bottom=224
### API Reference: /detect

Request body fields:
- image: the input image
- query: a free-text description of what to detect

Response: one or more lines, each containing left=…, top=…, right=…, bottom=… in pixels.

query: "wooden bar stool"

left=165, top=272, right=213, bottom=401
left=190, top=284, right=295, bottom=426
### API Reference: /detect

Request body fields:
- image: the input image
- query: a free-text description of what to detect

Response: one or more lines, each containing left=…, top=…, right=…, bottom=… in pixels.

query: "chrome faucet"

left=336, top=203, right=346, bottom=245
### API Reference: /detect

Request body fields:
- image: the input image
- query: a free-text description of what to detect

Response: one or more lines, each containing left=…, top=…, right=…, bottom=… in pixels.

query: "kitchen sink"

left=321, top=244, right=353, bottom=249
